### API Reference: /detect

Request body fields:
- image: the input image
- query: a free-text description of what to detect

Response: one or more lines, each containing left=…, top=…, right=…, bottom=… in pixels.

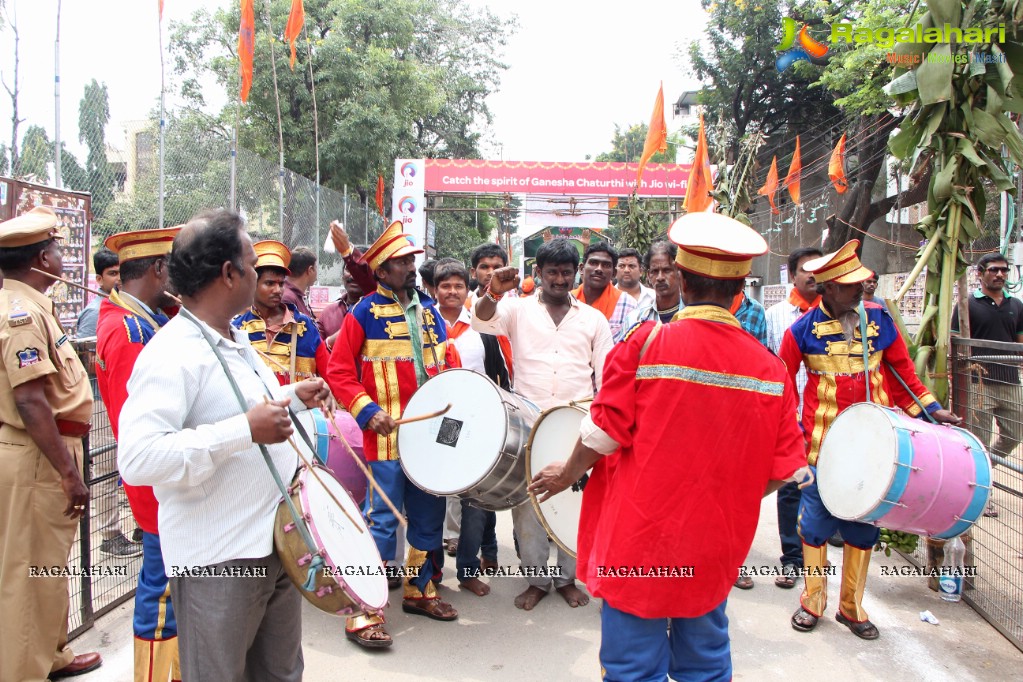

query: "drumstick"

left=393, top=404, right=452, bottom=426
left=320, top=401, right=408, bottom=529
left=262, top=397, right=363, bottom=532
left=32, top=268, right=108, bottom=298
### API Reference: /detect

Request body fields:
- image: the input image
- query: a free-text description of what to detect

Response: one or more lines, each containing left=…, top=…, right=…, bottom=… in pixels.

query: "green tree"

left=59, top=146, right=88, bottom=191
left=169, top=0, right=514, bottom=200
left=18, top=125, right=51, bottom=182
left=595, top=123, right=675, bottom=163
left=686, top=0, right=840, bottom=161
left=78, top=79, right=116, bottom=219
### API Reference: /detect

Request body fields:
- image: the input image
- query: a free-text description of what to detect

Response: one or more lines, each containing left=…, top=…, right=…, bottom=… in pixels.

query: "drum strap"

left=883, top=360, right=940, bottom=424
left=858, top=302, right=871, bottom=404
left=180, top=307, right=326, bottom=590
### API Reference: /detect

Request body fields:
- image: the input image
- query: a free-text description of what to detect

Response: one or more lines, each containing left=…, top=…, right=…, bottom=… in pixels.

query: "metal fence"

left=898, top=337, right=1023, bottom=653
left=67, top=340, right=143, bottom=640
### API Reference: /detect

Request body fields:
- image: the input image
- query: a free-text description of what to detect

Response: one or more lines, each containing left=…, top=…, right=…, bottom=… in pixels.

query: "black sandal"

left=775, top=564, right=798, bottom=589
left=791, top=607, right=819, bottom=632
left=835, top=611, right=879, bottom=640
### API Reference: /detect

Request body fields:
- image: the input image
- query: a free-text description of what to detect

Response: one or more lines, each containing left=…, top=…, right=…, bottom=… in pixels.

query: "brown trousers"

left=0, top=425, right=82, bottom=681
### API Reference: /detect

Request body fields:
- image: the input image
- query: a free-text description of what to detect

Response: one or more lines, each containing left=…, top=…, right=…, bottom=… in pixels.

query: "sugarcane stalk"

left=895, top=221, right=945, bottom=304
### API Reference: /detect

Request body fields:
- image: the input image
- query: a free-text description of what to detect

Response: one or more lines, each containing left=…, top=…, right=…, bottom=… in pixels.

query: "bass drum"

left=294, top=409, right=367, bottom=505
left=398, top=368, right=540, bottom=511
left=525, top=402, right=591, bottom=558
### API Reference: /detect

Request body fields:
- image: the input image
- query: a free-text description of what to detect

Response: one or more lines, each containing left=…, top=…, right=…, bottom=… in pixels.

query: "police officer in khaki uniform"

left=0, top=206, right=103, bottom=680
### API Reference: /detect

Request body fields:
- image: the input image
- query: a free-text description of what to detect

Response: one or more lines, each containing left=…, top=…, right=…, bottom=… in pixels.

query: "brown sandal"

left=402, top=598, right=458, bottom=621
left=346, top=624, right=393, bottom=649
left=734, top=575, right=754, bottom=590
left=836, top=611, right=879, bottom=640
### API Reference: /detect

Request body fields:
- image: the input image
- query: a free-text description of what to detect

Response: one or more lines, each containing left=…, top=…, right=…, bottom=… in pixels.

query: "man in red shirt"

left=96, top=227, right=181, bottom=682
left=530, top=212, right=809, bottom=681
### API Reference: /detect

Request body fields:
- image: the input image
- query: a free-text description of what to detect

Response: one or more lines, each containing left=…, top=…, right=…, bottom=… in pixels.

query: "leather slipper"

left=402, top=599, right=458, bottom=621
left=346, top=624, right=393, bottom=649
left=791, top=607, right=819, bottom=632
left=835, top=611, right=879, bottom=640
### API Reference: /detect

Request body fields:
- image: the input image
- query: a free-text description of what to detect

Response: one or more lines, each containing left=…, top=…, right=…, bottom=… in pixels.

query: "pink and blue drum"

left=295, top=410, right=367, bottom=505
left=817, top=403, right=992, bottom=539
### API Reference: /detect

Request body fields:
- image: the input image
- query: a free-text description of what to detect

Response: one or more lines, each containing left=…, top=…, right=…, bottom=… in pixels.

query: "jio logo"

left=399, top=197, right=417, bottom=215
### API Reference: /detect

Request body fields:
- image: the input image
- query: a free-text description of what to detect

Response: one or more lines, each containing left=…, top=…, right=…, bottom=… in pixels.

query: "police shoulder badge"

left=17, top=347, right=42, bottom=368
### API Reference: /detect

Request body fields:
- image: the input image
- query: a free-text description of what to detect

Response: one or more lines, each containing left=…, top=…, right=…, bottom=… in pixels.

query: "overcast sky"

left=0, top=0, right=707, bottom=165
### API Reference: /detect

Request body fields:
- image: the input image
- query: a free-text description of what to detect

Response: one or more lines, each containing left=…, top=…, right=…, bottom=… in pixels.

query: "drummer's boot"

left=133, top=636, right=180, bottom=682
left=795, top=543, right=827, bottom=628
left=836, top=544, right=879, bottom=640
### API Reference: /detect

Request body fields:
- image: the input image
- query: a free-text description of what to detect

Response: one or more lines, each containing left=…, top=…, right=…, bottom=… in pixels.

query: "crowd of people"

left=0, top=204, right=1015, bottom=681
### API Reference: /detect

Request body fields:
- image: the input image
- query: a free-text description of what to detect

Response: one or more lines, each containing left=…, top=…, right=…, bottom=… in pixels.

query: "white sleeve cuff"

left=580, top=413, right=619, bottom=455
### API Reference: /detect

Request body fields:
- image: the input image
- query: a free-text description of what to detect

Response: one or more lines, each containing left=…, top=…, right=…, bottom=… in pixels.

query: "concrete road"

left=73, top=495, right=1021, bottom=681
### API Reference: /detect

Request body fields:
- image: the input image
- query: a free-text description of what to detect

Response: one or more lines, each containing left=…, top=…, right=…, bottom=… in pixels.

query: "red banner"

left=424, top=159, right=693, bottom=197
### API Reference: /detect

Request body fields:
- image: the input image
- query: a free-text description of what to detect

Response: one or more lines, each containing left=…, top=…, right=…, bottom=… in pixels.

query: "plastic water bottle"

left=939, top=536, right=965, bottom=602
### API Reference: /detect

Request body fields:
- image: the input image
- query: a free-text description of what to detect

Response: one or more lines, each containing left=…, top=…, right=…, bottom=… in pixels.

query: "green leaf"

left=971, top=108, right=1009, bottom=147
left=991, top=45, right=1015, bottom=96
left=932, top=157, right=958, bottom=201
left=916, top=43, right=954, bottom=104
left=956, top=138, right=987, bottom=167
left=920, top=103, right=946, bottom=148
left=891, top=121, right=925, bottom=159
left=926, top=0, right=961, bottom=25
left=994, top=111, right=1023, bottom=161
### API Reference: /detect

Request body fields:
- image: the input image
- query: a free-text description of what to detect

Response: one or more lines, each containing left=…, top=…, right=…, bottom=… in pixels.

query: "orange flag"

left=829, top=133, right=848, bottom=194
left=284, top=0, right=305, bottom=71
left=757, top=156, right=780, bottom=215
left=784, top=136, right=802, bottom=205
left=375, top=175, right=385, bottom=217
left=238, top=0, right=256, bottom=103
left=683, top=114, right=713, bottom=213
left=636, top=82, right=668, bottom=185
left=158, top=0, right=164, bottom=21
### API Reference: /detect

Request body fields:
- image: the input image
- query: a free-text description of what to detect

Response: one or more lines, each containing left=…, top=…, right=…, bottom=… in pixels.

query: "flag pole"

left=158, top=1, right=166, bottom=228
left=303, top=23, right=321, bottom=250
left=264, top=0, right=286, bottom=237
left=53, top=0, right=62, bottom=189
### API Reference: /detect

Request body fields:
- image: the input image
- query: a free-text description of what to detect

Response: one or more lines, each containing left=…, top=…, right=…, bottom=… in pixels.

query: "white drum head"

left=817, top=403, right=898, bottom=520
left=527, top=406, right=587, bottom=557
left=398, top=369, right=508, bottom=495
left=303, top=468, right=388, bottom=610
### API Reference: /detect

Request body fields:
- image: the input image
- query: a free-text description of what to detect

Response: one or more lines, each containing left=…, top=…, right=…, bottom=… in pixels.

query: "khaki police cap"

left=0, top=206, right=63, bottom=248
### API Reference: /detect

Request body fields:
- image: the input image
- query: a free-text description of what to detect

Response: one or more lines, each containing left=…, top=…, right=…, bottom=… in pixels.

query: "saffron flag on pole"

left=636, top=82, right=668, bottom=186
left=682, top=114, right=714, bottom=213
left=375, top=175, right=385, bottom=217
left=238, top=0, right=256, bottom=103
left=829, top=133, right=848, bottom=194
left=158, top=0, right=164, bottom=21
left=284, top=0, right=305, bottom=71
left=757, top=156, right=780, bottom=215
left=784, top=135, right=802, bottom=205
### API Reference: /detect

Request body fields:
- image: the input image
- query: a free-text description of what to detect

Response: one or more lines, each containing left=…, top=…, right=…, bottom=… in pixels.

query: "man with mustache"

left=572, top=243, right=637, bottom=339
left=232, top=241, right=330, bottom=385
left=764, top=247, right=822, bottom=588
left=951, top=252, right=1023, bottom=517
left=616, top=240, right=682, bottom=340
left=474, top=237, right=613, bottom=611
left=325, top=221, right=460, bottom=648
left=780, top=240, right=961, bottom=640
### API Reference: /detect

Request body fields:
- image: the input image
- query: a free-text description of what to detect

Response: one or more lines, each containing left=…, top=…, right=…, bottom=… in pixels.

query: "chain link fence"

left=60, top=103, right=389, bottom=286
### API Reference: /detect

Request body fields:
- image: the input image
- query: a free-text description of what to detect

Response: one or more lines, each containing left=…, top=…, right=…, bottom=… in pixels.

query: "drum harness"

left=181, top=307, right=327, bottom=592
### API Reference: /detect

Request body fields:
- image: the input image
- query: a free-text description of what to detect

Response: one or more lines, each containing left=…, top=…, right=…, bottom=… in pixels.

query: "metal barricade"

left=68, top=339, right=141, bottom=640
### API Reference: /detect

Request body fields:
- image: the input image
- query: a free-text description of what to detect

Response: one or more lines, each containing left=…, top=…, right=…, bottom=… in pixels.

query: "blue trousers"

left=456, top=500, right=497, bottom=581
left=134, top=531, right=176, bottom=640
left=364, top=460, right=446, bottom=595
left=797, top=467, right=880, bottom=549
left=600, top=600, right=731, bottom=682
left=776, top=481, right=803, bottom=566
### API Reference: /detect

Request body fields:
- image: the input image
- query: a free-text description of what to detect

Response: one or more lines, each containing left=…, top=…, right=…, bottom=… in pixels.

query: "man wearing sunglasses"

left=952, top=253, right=1023, bottom=517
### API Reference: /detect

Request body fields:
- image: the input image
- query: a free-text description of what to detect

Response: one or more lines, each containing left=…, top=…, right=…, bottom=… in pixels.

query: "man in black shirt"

left=952, top=253, right=1023, bottom=516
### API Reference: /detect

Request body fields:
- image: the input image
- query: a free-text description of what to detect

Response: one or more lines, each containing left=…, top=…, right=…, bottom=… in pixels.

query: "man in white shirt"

left=764, top=246, right=822, bottom=588
left=616, top=247, right=655, bottom=310
left=473, top=237, right=613, bottom=611
left=118, top=210, right=330, bottom=682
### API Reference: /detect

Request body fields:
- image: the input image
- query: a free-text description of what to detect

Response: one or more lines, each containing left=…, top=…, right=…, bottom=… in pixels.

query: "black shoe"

left=827, top=532, right=844, bottom=548
left=131, top=528, right=143, bottom=543
left=99, top=534, right=143, bottom=558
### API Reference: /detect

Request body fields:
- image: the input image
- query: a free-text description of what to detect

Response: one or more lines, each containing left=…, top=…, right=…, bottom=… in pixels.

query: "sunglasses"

left=985, top=267, right=1010, bottom=274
